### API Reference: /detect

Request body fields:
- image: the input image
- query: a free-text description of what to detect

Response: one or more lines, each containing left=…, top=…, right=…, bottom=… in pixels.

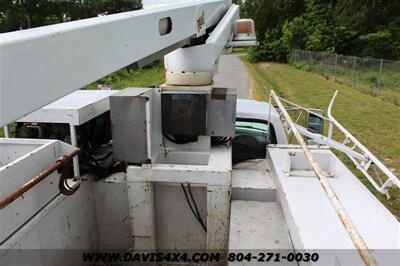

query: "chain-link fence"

left=291, top=49, right=400, bottom=106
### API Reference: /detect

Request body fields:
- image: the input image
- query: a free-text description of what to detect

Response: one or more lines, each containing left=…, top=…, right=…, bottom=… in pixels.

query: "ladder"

left=268, top=90, right=400, bottom=266
left=269, top=90, right=400, bottom=199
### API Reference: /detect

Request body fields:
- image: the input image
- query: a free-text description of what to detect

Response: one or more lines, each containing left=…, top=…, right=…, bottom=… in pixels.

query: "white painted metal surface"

left=127, top=182, right=157, bottom=250
left=164, top=4, right=239, bottom=74
left=229, top=200, right=294, bottom=250
left=207, top=185, right=231, bottom=251
left=268, top=146, right=400, bottom=265
left=228, top=40, right=259, bottom=47
left=93, top=173, right=132, bottom=250
left=17, top=90, right=118, bottom=178
left=154, top=184, right=207, bottom=249
left=0, top=179, right=98, bottom=266
left=0, top=0, right=229, bottom=127
left=0, top=172, right=136, bottom=262
left=128, top=147, right=231, bottom=185
left=69, top=124, right=80, bottom=178
left=0, top=139, right=76, bottom=244
left=17, top=90, right=117, bottom=125
left=232, top=169, right=276, bottom=202
left=127, top=146, right=232, bottom=253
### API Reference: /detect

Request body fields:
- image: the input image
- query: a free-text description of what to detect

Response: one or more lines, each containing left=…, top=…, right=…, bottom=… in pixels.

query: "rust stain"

left=207, top=213, right=218, bottom=219
left=66, top=215, right=71, bottom=230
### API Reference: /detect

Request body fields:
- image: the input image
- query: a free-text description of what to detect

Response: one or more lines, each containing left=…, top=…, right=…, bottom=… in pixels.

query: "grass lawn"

left=292, top=61, right=400, bottom=106
left=242, top=57, right=400, bottom=218
left=84, top=60, right=165, bottom=90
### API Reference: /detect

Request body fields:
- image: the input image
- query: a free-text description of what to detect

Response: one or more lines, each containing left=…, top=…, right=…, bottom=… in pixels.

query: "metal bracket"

left=0, top=148, right=80, bottom=209
left=57, top=155, right=80, bottom=196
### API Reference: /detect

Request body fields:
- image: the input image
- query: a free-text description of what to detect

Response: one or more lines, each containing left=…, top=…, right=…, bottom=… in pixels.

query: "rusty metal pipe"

left=270, top=90, right=378, bottom=266
left=0, top=149, right=80, bottom=210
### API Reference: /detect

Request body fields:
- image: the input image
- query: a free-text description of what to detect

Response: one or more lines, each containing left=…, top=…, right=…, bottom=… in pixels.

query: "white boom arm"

left=164, top=4, right=239, bottom=73
left=0, top=0, right=233, bottom=127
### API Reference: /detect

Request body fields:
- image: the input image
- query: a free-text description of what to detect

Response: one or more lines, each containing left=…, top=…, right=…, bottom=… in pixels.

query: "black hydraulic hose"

left=181, top=183, right=207, bottom=232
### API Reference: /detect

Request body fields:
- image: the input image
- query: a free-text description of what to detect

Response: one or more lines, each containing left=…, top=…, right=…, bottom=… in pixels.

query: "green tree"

left=302, top=0, right=336, bottom=51
left=333, top=0, right=400, bottom=58
left=0, top=0, right=142, bottom=33
left=244, top=0, right=400, bottom=61
left=244, top=0, right=306, bottom=62
left=240, top=0, right=304, bottom=42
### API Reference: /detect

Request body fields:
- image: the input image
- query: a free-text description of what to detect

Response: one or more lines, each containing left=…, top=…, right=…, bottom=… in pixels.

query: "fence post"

left=352, top=57, right=357, bottom=89
left=334, top=54, right=338, bottom=82
left=378, top=59, right=383, bottom=89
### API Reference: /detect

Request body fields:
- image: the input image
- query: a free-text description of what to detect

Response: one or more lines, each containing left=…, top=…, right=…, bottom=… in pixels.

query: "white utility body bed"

left=268, top=146, right=400, bottom=265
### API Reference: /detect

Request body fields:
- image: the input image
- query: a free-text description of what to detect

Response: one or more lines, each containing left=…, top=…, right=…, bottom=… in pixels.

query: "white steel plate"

left=231, top=169, right=276, bottom=202
left=17, top=90, right=117, bottom=125
left=0, top=180, right=98, bottom=266
left=229, top=201, right=294, bottom=251
left=268, top=146, right=400, bottom=265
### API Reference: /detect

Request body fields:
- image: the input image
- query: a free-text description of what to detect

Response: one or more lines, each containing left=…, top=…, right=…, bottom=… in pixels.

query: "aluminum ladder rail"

left=269, top=91, right=399, bottom=199
left=269, top=90, right=378, bottom=266
left=328, top=91, right=400, bottom=198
